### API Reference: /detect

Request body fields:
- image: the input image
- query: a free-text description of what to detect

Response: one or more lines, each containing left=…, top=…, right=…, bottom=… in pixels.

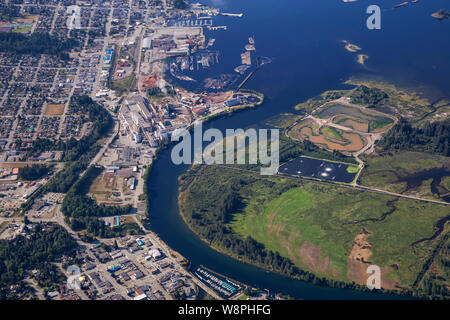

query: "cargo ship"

left=394, top=2, right=408, bottom=8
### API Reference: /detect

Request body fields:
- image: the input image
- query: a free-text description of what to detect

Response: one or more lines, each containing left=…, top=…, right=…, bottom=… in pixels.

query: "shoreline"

left=174, top=164, right=419, bottom=299
left=149, top=79, right=448, bottom=299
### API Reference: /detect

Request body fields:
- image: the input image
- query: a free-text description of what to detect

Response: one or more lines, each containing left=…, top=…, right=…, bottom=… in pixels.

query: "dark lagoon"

left=147, top=0, right=450, bottom=299
left=278, top=156, right=358, bottom=183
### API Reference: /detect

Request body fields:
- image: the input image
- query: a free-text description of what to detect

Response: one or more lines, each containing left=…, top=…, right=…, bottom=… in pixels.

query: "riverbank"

left=143, top=75, right=448, bottom=299
left=178, top=166, right=442, bottom=295
left=196, top=89, right=264, bottom=124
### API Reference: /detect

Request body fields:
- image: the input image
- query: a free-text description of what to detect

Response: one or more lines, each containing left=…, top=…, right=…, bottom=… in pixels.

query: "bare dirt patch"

left=1, top=162, right=40, bottom=168
left=300, top=126, right=365, bottom=152
left=44, top=104, right=65, bottom=116
left=298, top=241, right=331, bottom=275
left=333, top=115, right=369, bottom=132
left=89, top=172, right=120, bottom=202
left=347, top=229, right=398, bottom=289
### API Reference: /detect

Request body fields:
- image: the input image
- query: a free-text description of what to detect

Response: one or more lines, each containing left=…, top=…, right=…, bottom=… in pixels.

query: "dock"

left=236, top=67, right=259, bottom=91
left=220, top=13, right=243, bottom=17
left=207, top=25, right=227, bottom=31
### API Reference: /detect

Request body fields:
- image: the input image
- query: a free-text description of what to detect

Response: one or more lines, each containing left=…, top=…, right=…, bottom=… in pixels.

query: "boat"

left=394, top=2, right=408, bottom=8
left=431, top=9, right=450, bottom=20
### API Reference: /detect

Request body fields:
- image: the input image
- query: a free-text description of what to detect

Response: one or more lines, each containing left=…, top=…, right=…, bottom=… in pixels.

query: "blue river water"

left=147, top=0, right=449, bottom=299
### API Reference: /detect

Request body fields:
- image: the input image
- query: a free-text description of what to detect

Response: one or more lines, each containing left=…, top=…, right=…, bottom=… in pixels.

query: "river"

left=147, top=0, right=450, bottom=299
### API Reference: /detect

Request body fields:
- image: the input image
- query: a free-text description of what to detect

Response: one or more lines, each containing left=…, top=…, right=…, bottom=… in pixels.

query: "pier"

left=207, top=25, right=227, bottom=31
left=236, top=66, right=259, bottom=91
left=220, top=12, right=243, bottom=17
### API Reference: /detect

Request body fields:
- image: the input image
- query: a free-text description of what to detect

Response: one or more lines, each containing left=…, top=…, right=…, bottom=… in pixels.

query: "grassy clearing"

left=179, top=164, right=449, bottom=290
left=346, top=166, right=359, bottom=173
left=321, top=126, right=344, bottom=140
left=111, top=74, right=135, bottom=95
left=0, top=221, right=9, bottom=233
left=13, top=26, right=31, bottom=33
left=441, top=176, right=450, bottom=190
left=360, top=151, right=449, bottom=198
left=175, top=165, right=449, bottom=287
left=230, top=182, right=448, bottom=285
left=363, top=152, right=446, bottom=172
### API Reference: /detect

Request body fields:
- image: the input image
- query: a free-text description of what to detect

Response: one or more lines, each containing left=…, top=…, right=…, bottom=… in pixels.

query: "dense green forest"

left=0, top=224, right=77, bottom=299
left=147, top=87, right=164, bottom=97
left=61, top=165, right=142, bottom=238
left=0, top=32, right=79, bottom=59
left=417, top=233, right=449, bottom=299
left=349, top=85, right=388, bottom=108
left=18, top=164, right=49, bottom=181
left=378, top=120, right=449, bottom=156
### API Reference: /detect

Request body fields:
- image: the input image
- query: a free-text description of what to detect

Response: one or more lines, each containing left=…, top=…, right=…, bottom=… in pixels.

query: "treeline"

left=178, top=165, right=302, bottom=278
left=178, top=166, right=367, bottom=290
left=0, top=32, right=79, bottom=59
left=0, top=224, right=77, bottom=299
left=18, top=164, right=49, bottom=181
left=349, top=85, right=388, bottom=108
left=147, top=86, right=176, bottom=98
left=61, top=165, right=140, bottom=238
left=178, top=165, right=442, bottom=299
left=21, top=96, right=112, bottom=210
left=378, top=120, right=449, bottom=156
left=147, top=87, right=164, bottom=97
left=417, top=234, right=449, bottom=299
